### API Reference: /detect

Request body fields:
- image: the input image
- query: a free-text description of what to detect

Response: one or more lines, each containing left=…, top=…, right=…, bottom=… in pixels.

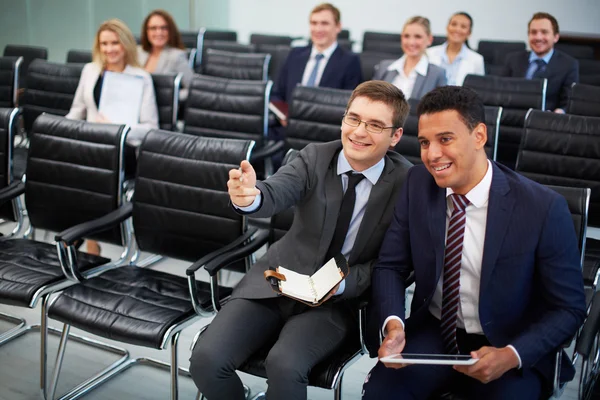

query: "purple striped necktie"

left=440, top=193, right=470, bottom=354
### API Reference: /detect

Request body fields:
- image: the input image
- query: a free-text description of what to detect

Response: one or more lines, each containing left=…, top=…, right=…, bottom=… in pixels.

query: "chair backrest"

left=0, top=56, right=22, bottom=108
left=516, top=110, right=600, bottom=226
left=179, top=30, right=201, bottom=50
left=66, top=49, right=92, bottom=64
left=578, top=59, right=600, bottom=76
left=197, top=28, right=237, bottom=65
left=555, top=43, right=595, bottom=60
left=476, top=40, right=526, bottom=65
left=338, top=29, right=350, bottom=40
left=184, top=75, right=270, bottom=145
left=3, top=45, right=48, bottom=87
left=186, top=48, right=198, bottom=69
left=360, top=51, right=400, bottom=81
left=285, top=86, right=352, bottom=150
left=394, top=100, right=502, bottom=164
left=545, top=184, right=590, bottom=267
left=567, top=83, right=600, bottom=117
left=151, top=73, right=182, bottom=131
left=463, top=74, right=546, bottom=169
left=133, top=129, right=254, bottom=262
left=432, top=36, right=446, bottom=46
left=198, top=42, right=257, bottom=73
left=250, top=34, right=293, bottom=46
left=25, top=114, right=128, bottom=244
left=255, top=44, right=291, bottom=80
left=201, top=49, right=270, bottom=81
left=362, top=31, right=402, bottom=55
left=0, top=107, right=20, bottom=222
left=21, top=59, right=84, bottom=132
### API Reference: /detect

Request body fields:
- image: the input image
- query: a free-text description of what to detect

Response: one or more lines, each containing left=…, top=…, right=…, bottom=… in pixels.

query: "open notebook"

left=264, top=254, right=348, bottom=306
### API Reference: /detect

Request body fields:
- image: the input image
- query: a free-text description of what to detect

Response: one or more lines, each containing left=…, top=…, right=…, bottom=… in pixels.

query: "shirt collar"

left=310, top=41, right=338, bottom=60
left=529, top=48, right=554, bottom=64
left=387, top=55, right=429, bottom=76
left=337, top=150, right=385, bottom=185
left=441, top=42, right=469, bottom=63
left=446, top=160, right=493, bottom=209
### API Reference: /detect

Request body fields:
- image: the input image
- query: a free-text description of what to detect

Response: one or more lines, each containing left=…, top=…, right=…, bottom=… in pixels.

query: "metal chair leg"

left=0, top=311, right=27, bottom=344
left=334, top=372, right=343, bottom=400
left=170, top=332, right=181, bottom=400
left=47, top=324, right=70, bottom=400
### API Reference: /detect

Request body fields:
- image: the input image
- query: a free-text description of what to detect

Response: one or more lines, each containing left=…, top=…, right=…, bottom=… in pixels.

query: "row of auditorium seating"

left=0, top=108, right=599, bottom=399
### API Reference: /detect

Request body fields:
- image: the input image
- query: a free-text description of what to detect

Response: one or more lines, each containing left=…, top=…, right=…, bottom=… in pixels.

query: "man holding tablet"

left=363, top=86, right=586, bottom=399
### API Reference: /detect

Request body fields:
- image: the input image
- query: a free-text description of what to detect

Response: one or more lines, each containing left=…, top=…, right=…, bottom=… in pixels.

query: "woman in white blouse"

left=373, top=16, right=446, bottom=100
left=427, top=12, right=485, bottom=86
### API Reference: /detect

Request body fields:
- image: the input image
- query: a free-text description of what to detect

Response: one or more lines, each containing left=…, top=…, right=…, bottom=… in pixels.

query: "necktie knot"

left=345, top=171, right=365, bottom=191
left=534, top=59, right=547, bottom=68
left=450, top=194, right=469, bottom=213
left=315, top=53, right=324, bottom=61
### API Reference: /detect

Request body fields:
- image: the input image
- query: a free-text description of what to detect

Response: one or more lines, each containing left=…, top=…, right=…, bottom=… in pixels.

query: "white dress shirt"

left=235, top=150, right=385, bottom=296
left=385, top=55, right=429, bottom=98
left=300, top=42, right=338, bottom=87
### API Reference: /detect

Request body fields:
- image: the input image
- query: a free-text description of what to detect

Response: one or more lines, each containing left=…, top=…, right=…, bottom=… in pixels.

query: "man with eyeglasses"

left=189, top=80, right=412, bottom=400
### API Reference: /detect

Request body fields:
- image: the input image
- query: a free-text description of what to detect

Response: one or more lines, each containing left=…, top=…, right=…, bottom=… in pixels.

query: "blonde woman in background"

left=427, top=12, right=485, bottom=85
left=373, top=16, right=446, bottom=100
left=66, top=18, right=158, bottom=254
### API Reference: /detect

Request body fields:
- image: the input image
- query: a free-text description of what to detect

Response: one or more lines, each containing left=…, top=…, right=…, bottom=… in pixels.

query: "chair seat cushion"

left=238, top=324, right=362, bottom=389
left=0, top=238, right=110, bottom=307
left=48, top=265, right=232, bottom=349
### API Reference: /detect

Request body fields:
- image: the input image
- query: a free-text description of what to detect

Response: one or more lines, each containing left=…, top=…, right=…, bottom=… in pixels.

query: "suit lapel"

left=297, top=46, right=312, bottom=84
left=349, top=156, right=395, bottom=263
left=317, top=154, right=344, bottom=261
left=320, top=47, right=341, bottom=86
left=429, top=184, right=448, bottom=282
left=412, top=73, right=426, bottom=100
left=517, top=52, right=531, bottom=77
left=480, top=163, right=515, bottom=292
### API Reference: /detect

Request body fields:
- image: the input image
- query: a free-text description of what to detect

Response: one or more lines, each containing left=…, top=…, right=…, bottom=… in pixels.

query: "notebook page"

left=278, top=267, right=315, bottom=303
left=310, top=257, right=343, bottom=300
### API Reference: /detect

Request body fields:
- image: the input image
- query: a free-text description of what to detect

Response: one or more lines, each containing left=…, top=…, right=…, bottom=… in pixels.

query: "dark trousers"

left=189, top=297, right=352, bottom=400
left=362, top=312, right=543, bottom=400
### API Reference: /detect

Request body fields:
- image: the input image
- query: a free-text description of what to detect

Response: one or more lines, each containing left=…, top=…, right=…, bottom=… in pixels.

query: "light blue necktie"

left=306, top=53, right=324, bottom=87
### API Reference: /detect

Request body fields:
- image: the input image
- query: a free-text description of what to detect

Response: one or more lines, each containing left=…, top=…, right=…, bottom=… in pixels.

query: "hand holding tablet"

left=380, top=353, right=479, bottom=366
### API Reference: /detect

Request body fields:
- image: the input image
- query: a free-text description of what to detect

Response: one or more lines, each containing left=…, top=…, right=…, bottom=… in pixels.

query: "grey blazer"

left=373, top=59, right=447, bottom=100
left=231, top=140, right=412, bottom=301
left=137, top=46, right=194, bottom=89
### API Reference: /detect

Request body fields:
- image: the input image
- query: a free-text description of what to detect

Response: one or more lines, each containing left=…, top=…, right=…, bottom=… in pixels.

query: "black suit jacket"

left=271, top=45, right=363, bottom=102
left=502, top=49, right=579, bottom=111
left=231, top=141, right=412, bottom=301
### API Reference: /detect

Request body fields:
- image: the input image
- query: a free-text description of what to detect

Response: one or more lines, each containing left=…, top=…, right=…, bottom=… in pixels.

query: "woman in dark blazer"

left=373, top=16, right=446, bottom=100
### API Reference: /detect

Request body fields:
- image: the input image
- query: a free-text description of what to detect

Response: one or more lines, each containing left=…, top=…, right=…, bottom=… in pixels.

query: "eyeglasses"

left=342, top=114, right=396, bottom=134
left=148, top=25, right=169, bottom=32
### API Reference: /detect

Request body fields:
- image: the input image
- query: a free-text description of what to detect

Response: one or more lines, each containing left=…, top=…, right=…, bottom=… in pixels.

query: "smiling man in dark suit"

left=501, top=12, right=579, bottom=113
left=189, top=81, right=411, bottom=400
left=271, top=3, right=362, bottom=106
left=363, top=86, right=586, bottom=399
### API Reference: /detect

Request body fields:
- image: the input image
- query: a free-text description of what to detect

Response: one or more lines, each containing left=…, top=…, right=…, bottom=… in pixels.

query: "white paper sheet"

left=98, top=71, right=144, bottom=126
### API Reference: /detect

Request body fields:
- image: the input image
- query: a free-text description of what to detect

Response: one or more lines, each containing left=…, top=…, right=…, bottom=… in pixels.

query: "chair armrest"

left=202, top=228, right=270, bottom=276
left=0, top=181, right=25, bottom=207
left=250, top=140, right=286, bottom=162
left=55, top=203, right=133, bottom=245
left=576, top=291, right=600, bottom=358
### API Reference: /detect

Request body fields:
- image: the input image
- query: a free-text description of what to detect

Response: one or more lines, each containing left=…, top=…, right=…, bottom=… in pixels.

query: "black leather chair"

left=198, top=41, right=257, bottom=73
left=183, top=75, right=281, bottom=176
left=432, top=36, right=447, bottom=46
left=362, top=31, right=403, bottom=55
left=578, top=59, right=600, bottom=87
left=476, top=40, right=525, bottom=68
left=567, top=83, right=600, bottom=117
left=152, top=73, right=182, bottom=131
left=196, top=28, right=237, bottom=66
left=3, top=44, right=48, bottom=88
left=463, top=74, right=546, bottom=169
left=45, top=130, right=263, bottom=400
left=393, top=99, right=502, bottom=164
left=515, top=110, right=600, bottom=300
left=201, top=49, right=270, bottom=81
left=573, top=290, right=600, bottom=400
left=192, top=148, right=369, bottom=400
left=65, top=49, right=92, bottom=64
left=250, top=33, right=293, bottom=46
left=180, top=30, right=201, bottom=49
left=555, top=43, right=595, bottom=60
left=255, top=44, right=291, bottom=80
left=360, top=51, right=400, bottom=81
left=285, top=86, right=352, bottom=151
left=0, top=114, right=132, bottom=394
left=0, top=56, right=22, bottom=107
left=0, top=108, right=24, bottom=237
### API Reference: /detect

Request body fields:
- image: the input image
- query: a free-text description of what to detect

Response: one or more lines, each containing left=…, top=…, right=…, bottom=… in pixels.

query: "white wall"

left=228, top=0, right=600, bottom=49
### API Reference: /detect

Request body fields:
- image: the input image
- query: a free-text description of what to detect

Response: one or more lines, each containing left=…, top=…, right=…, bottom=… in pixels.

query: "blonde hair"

left=92, top=19, right=140, bottom=68
left=403, top=16, right=432, bottom=36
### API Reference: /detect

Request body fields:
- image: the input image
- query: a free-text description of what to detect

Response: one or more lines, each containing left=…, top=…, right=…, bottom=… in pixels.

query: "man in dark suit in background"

left=363, top=86, right=586, bottom=399
left=271, top=3, right=362, bottom=112
left=189, top=81, right=412, bottom=400
left=501, top=12, right=578, bottom=113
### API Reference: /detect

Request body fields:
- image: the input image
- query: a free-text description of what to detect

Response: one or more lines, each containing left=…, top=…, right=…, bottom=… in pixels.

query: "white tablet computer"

left=380, top=353, right=478, bottom=366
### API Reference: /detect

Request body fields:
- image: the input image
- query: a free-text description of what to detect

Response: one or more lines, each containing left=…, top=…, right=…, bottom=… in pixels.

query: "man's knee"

left=265, top=347, right=308, bottom=384
left=189, top=335, right=235, bottom=386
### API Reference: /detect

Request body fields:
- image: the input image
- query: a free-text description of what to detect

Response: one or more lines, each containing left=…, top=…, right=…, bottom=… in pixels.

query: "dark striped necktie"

left=440, top=193, right=470, bottom=354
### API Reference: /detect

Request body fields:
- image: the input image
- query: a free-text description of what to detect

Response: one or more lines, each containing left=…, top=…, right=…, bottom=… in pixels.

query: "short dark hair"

left=528, top=12, right=560, bottom=35
left=141, top=9, right=185, bottom=52
left=417, top=86, right=485, bottom=131
left=310, top=3, right=341, bottom=24
left=347, top=81, right=410, bottom=129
